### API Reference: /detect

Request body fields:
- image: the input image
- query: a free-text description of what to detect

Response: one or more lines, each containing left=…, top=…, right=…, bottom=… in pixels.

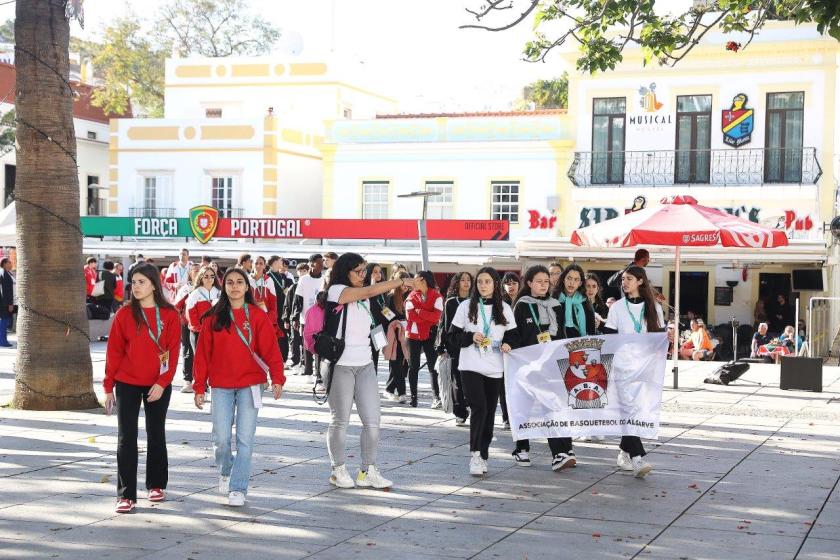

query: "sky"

left=0, top=0, right=697, bottom=112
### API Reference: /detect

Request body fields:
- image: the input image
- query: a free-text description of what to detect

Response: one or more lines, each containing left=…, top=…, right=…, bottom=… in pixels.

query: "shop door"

left=669, top=271, right=709, bottom=324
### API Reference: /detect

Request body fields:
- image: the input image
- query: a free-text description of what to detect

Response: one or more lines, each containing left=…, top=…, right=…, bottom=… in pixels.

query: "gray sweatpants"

left=325, top=361, right=381, bottom=469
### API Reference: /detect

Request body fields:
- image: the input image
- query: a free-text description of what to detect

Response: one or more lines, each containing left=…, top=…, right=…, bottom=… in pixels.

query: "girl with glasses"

left=322, top=253, right=415, bottom=489
left=185, top=265, right=221, bottom=371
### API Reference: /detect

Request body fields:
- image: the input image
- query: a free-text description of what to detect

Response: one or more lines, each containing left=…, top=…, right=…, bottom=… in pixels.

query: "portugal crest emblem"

left=722, top=93, right=754, bottom=148
left=189, top=205, right=219, bottom=244
left=557, top=338, right=613, bottom=409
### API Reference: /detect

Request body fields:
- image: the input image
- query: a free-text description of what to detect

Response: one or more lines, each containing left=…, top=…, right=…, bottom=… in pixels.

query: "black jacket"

left=557, top=298, right=596, bottom=339
left=95, top=269, right=117, bottom=303
left=0, top=271, right=13, bottom=318
left=438, top=296, right=467, bottom=355
left=283, top=282, right=299, bottom=324
left=368, top=292, right=394, bottom=330
left=268, top=271, right=293, bottom=323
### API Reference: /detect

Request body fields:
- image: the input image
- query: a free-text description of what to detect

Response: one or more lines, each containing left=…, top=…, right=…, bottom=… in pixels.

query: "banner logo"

left=722, top=93, right=754, bottom=148
left=557, top=338, right=613, bottom=409
left=189, top=205, right=219, bottom=244
left=638, top=83, right=663, bottom=112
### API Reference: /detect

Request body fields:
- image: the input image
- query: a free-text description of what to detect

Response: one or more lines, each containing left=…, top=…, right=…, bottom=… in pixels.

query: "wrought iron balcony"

left=217, top=207, right=244, bottom=218
left=568, top=147, right=822, bottom=187
left=129, top=207, right=176, bottom=218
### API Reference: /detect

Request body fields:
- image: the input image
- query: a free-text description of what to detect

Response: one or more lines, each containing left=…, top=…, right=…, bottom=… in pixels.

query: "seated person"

left=779, top=325, right=802, bottom=353
left=751, top=322, right=773, bottom=359
left=680, top=319, right=714, bottom=360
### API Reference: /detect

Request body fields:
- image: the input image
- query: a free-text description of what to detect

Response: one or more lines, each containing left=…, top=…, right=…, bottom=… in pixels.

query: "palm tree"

left=13, top=1, right=97, bottom=410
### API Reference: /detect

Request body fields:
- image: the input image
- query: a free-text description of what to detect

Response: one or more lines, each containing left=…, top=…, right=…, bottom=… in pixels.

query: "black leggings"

left=620, top=436, right=646, bottom=458
left=408, top=337, right=439, bottom=399
left=451, top=355, right=469, bottom=421
left=116, top=381, right=172, bottom=501
left=386, top=342, right=408, bottom=396
left=180, top=323, right=193, bottom=381
left=461, top=370, right=502, bottom=460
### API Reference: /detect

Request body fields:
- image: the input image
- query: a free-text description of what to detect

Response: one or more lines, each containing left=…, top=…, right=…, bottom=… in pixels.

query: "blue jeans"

left=211, top=386, right=259, bottom=494
left=0, top=316, right=9, bottom=345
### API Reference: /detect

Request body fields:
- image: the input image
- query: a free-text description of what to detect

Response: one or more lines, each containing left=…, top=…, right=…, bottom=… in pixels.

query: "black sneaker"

left=551, top=451, right=577, bottom=471
left=512, top=449, right=531, bottom=467
left=410, top=397, right=418, bottom=408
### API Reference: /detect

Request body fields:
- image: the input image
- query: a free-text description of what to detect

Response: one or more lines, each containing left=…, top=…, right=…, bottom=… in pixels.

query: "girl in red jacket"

left=405, top=270, right=443, bottom=408
left=193, top=267, right=285, bottom=507
left=185, top=265, right=221, bottom=354
left=104, top=263, right=181, bottom=514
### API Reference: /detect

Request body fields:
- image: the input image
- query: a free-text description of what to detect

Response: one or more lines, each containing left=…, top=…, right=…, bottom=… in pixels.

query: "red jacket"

left=84, top=266, right=97, bottom=296
left=104, top=305, right=181, bottom=393
left=252, top=274, right=284, bottom=339
left=193, top=303, right=285, bottom=394
left=405, top=289, right=443, bottom=341
left=185, top=286, right=221, bottom=332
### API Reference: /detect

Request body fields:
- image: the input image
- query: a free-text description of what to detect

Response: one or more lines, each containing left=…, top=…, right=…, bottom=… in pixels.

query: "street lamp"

left=397, top=190, right=440, bottom=270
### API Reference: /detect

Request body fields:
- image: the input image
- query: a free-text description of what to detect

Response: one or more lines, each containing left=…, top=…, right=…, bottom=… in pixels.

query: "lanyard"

left=176, top=264, right=188, bottom=282
left=377, top=294, right=386, bottom=307
left=230, top=304, right=252, bottom=348
left=357, top=300, right=377, bottom=328
left=200, top=288, right=213, bottom=302
left=140, top=305, right=164, bottom=352
left=625, top=298, right=645, bottom=333
left=478, top=298, right=491, bottom=336
left=527, top=303, right=547, bottom=334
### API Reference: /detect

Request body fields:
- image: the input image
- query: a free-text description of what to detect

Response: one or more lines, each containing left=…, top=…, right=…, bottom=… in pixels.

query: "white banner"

left=504, top=333, right=669, bottom=440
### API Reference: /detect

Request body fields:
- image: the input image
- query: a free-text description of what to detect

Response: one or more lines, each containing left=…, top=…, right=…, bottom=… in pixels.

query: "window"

left=675, top=95, right=712, bottom=183
left=143, top=177, right=157, bottom=210
left=362, top=181, right=388, bottom=219
left=205, top=108, right=223, bottom=118
left=211, top=176, right=235, bottom=217
left=491, top=181, right=519, bottom=223
left=86, top=130, right=97, bottom=140
left=424, top=181, right=454, bottom=219
left=765, top=92, right=804, bottom=183
left=591, top=97, right=626, bottom=184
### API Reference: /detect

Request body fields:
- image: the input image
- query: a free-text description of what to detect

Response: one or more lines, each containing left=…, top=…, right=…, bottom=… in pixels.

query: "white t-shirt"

left=451, top=300, right=516, bottom=378
left=297, top=274, right=323, bottom=324
left=328, top=284, right=374, bottom=367
left=605, top=298, right=664, bottom=334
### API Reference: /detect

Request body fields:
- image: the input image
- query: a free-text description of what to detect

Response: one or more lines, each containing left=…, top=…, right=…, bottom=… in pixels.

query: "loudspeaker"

left=780, top=356, right=822, bottom=392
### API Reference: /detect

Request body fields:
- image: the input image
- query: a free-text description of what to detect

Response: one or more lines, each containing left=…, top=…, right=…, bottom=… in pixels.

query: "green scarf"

left=559, top=291, right=587, bottom=337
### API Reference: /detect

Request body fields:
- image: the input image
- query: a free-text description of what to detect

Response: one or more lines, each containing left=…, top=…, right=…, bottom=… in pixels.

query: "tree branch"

left=465, top=0, right=514, bottom=20
left=460, top=0, right=540, bottom=32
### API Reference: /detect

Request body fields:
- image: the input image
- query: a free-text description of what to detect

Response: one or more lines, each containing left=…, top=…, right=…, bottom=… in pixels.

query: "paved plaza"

left=1, top=335, right=839, bottom=559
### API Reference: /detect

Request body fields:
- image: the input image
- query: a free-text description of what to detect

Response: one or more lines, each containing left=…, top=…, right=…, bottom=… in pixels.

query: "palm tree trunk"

left=12, top=0, right=98, bottom=410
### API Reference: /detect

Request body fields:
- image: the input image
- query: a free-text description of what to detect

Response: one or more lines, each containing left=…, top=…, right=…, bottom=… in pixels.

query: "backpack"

left=303, top=303, right=326, bottom=354
left=704, top=360, right=750, bottom=385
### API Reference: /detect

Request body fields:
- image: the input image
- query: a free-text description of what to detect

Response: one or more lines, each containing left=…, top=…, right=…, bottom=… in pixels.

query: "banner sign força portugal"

left=81, top=207, right=510, bottom=243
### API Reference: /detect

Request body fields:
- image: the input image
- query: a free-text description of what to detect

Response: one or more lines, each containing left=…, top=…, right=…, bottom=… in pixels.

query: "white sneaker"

left=383, top=391, right=395, bottom=401
left=397, top=394, right=406, bottom=404
left=469, top=451, right=484, bottom=476
left=616, top=450, right=634, bottom=471
left=356, top=465, right=392, bottom=489
left=632, top=456, right=653, bottom=478
left=329, top=465, right=355, bottom=488
left=228, top=491, right=245, bottom=506
left=455, top=417, right=467, bottom=427
left=431, top=398, right=442, bottom=409
left=502, top=421, right=510, bottom=431
left=218, top=475, right=230, bottom=494
left=180, top=381, right=194, bottom=393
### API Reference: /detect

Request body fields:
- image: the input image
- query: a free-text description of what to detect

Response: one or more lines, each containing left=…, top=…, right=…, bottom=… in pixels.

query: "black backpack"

left=704, top=360, right=750, bottom=385
left=312, top=299, right=347, bottom=404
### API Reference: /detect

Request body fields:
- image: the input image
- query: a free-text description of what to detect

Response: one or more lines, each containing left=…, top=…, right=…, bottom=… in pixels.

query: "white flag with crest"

left=504, top=333, right=668, bottom=440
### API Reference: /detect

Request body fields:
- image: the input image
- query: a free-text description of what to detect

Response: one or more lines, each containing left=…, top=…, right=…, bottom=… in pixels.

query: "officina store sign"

left=629, top=83, right=673, bottom=131
left=81, top=207, right=510, bottom=242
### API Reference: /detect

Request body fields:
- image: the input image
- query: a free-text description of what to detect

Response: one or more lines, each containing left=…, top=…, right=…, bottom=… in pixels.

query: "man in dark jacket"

left=95, top=260, right=117, bottom=314
left=0, top=258, right=14, bottom=347
left=607, top=248, right=650, bottom=289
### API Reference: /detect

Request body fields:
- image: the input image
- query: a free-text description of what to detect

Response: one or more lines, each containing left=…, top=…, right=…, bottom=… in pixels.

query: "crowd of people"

left=101, top=247, right=676, bottom=514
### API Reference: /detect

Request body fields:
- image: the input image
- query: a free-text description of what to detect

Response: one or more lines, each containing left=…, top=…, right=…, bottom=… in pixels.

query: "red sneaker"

left=148, top=488, right=165, bottom=502
left=115, top=498, right=135, bottom=513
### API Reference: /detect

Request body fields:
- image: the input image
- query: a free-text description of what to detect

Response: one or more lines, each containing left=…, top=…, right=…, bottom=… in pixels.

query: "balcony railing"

left=129, top=207, right=176, bottom=218
left=568, top=147, right=822, bottom=187
left=217, top=207, right=244, bottom=218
